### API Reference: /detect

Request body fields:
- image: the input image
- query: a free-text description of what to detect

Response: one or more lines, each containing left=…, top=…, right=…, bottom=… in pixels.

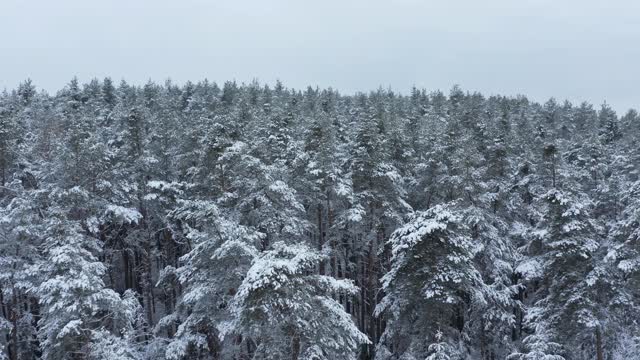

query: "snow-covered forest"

left=0, top=78, right=638, bottom=360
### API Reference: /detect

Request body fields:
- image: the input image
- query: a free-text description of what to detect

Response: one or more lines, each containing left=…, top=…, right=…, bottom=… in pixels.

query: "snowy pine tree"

left=0, top=79, right=637, bottom=359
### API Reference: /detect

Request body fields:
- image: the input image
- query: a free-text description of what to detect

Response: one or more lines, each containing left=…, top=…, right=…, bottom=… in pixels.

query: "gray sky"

left=1, top=0, right=638, bottom=113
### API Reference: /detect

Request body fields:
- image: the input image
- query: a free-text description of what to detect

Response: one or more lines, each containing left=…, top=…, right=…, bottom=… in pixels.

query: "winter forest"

left=0, top=78, right=638, bottom=360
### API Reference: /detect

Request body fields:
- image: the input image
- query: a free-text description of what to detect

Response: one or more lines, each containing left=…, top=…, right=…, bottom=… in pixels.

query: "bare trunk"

left=317, top=203, right=325, bottom=275
left=551, top=155, right=556, bottom=188
left=595, top=326, right=604, bottom=360
left=10, top=291, right=18, bottom=360
left=123, top=251, right=132, bottom=290
left=291, top=333, right=300, bottom=360
left=0, top=285, right=15, bottom=360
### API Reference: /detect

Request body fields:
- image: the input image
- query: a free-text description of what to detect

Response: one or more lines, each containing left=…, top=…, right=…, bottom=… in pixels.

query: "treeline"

left=0, top=78, right=638, bottom=359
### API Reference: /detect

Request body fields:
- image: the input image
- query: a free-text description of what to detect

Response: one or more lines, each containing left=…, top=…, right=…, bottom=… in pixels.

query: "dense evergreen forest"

left=0, top=78, right=638, bottom=360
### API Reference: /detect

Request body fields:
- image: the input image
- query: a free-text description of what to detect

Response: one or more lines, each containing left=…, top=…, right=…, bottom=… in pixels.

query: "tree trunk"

left=318, top=203, right=325, bottom=275
left=123, top=250, right=132, bottom=290
left=0, top=285, right=16, bottom=360
left=10, top=291, right=19, bottom=360
left=551, top=155, right=556, bottom=188
left=595, top=326, right=604, bottom=360
left=1, top=160, right=5, bottom=187
left=291, top=333, right=300, bottom=360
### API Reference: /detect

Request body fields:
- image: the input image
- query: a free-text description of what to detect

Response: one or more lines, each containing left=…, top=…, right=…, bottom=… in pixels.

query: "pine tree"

left=222, top=242, right=369, bottom=360
left=522, top=188, right=615, bottom=358
left=31, top=197, right=134, bottom=359
left=425, top=330, right=453, bottom=360
left=507, top=323, right=564, bottom=360
left=0, top=79, right=638, bottom=359
left=160, top=199, right=261, bottom=359
left=598, top=103, right=621, bottom=144
left=376, top=204, right=483, bottom=359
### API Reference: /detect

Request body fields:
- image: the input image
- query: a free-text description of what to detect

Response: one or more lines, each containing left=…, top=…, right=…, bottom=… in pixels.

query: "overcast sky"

left=1, top=0, right=638, bottom=113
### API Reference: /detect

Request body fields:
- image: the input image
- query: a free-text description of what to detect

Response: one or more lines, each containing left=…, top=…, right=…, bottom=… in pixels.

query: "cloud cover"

left=1, top=0, right=638, bottom=112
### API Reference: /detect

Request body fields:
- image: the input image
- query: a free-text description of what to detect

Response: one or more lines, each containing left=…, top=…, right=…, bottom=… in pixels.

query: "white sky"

left=1, top=0, right=638, bottom=113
